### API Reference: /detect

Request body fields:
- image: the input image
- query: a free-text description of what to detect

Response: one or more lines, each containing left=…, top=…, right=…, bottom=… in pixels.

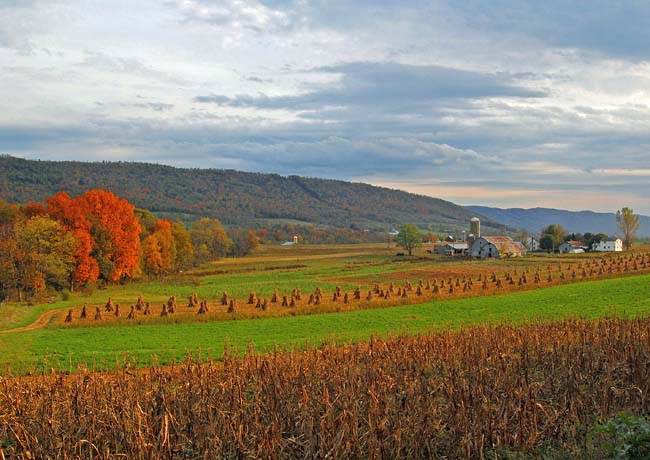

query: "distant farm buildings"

left=592, top=237, right=623, bottom=252
left=559, top=241, right=588, bottom=254
left=432, top=216, right=628, bottom=260
left=469, top=235, right=524, bottom=259
left=281, top=235, right=300, bottom=246
left=431, top=217, right=523, bottom=259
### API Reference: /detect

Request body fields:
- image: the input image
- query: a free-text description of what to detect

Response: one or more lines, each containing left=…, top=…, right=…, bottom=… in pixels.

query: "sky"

left=1, top=0, right=650, bottom=213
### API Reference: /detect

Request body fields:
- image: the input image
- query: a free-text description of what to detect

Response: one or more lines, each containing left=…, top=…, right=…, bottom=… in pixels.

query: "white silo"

left=470, top=217, right=481, bottom=238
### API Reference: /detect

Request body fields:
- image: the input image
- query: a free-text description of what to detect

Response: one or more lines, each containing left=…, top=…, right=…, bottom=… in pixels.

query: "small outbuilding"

left=281, top=235, right=300, bottom=246
left=435, top=243, right=468, bottom=256
left=592, top=237, right=623, bottom=252
left=558, top=241, right=588, bottom=254
left=470, top=236, right=523, bottom=259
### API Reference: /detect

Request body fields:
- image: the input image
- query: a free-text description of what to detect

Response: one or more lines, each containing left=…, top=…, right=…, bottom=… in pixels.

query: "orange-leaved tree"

left=77, top=190, right=142, bottom=282
left=46, top=191, right=99, bottom=288
left=142, top=219, right=177, bottom=276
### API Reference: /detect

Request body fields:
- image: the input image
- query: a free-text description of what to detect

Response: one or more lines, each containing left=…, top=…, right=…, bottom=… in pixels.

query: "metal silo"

left=470, top=217, right=480, bottom=238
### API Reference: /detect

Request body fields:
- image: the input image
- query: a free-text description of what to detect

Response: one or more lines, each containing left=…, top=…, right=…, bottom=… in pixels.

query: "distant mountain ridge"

left=0, top=155, right=511, bottom=234
left=467, top=205, right=650, bottom=237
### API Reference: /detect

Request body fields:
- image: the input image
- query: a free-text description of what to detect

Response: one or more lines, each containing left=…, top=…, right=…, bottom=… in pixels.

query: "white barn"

left=470, top=236, right=524, bottom=259
left=558, top=241, right=588, bottom=254
left=592, top=238, right=623, bottom=252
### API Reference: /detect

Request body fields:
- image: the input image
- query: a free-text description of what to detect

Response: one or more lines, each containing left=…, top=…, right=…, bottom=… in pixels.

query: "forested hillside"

left=0, top=156, right=509, bottom=234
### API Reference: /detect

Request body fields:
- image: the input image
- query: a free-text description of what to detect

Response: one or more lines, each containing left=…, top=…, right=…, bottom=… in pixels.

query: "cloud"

left=133, top=102, right=175, bottom=112
left=194, top=62, right=545, bottom=116
left=446, top=0, right=650, bottom=61
left=76, top=51, right=187, bottom=85
left=169, top=0, right=292, bottom=32
left=2, top=1, right=650, bottom=214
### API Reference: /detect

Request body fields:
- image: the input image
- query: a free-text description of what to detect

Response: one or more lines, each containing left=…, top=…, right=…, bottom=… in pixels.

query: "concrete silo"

left=470, top=217, right=481, bottom=238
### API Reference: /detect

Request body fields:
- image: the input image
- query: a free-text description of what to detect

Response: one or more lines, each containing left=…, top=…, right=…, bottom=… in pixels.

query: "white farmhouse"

left=558, top=241, right=588, bottom=254
left=470, top=236, right=523, bottom=259
left=592, top=237, right=623, bottom=252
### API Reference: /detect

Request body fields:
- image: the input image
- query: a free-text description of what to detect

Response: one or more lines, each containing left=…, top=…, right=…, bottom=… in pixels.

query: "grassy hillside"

left=0, top=155, right=510, bottom=233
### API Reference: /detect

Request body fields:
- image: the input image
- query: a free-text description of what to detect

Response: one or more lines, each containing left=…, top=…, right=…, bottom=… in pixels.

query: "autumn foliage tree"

left=46, top=191, right=99, bottom=287
left=76, top=190, right=142, bottom=282
left=190, top=218, right=232, bottom=264
left=171, top=221, right=194, bottom=270
left=13, top=216, right=76, bottom=295
left=142, top=219, right=177, bottom=276
left=46, top=189, right=142, bottom=284
left=1, top=188, right=271, bottom=300
left=0, top=199, right=20, bottom=299
left=230, top=227, right=260, bottom=257
left=0, top=210, right=76, bottom=300
left=616, top=207, right=640, bottom=250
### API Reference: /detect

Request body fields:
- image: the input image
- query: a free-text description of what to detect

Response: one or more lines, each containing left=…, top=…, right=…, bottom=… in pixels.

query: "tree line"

left=0, top=190, right=260, bottom=301
left=537, top=207, right=640, bottom=251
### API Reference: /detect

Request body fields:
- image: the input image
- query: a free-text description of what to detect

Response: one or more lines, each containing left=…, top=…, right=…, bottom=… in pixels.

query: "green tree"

left=171, top=221, right=194, bottom=270
left=135, top=208, right=158, bottom=236
left=395, top=224, right=421, bottom=256
left=89, top=223, right=116, bottom=281
left=583, top=232, right=609, bottom=249
left=230, top=228, right=260, bottom=257
left=539, top=235, right=555, bottom=252
left=540, top=224, right=567, bottom=252
left=0, top=198, right=19, bottom=225
left=14, top=216, right=76, bottom=295
left=190, top=218, right=232, bottom=263
left=616, top=207, right=640, bottom=250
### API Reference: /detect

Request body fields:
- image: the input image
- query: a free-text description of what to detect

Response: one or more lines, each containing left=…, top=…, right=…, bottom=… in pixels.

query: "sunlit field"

left=1, top=243, right=650, bottom=374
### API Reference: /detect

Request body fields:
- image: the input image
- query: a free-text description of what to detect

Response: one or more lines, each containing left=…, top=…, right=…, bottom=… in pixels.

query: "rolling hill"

left=0, top=155, right=510, bottom=234
left=467, top=205, right=650, bottom=237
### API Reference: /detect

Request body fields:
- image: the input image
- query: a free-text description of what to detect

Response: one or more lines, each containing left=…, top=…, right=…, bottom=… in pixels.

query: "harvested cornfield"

left=55, top=251, right=650, bottom=329
left=1, top=317, right=650, bottom=459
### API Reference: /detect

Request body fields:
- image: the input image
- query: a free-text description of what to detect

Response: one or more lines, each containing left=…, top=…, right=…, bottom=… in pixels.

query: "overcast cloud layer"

left=2, top=0, right=650, bottom=213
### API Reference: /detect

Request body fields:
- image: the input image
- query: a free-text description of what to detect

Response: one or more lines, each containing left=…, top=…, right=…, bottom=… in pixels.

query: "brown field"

left=2, top=317, right=649, bottom=459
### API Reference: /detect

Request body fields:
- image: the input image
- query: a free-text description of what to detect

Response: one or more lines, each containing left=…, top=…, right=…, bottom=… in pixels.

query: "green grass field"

left=2, top=273, right=649, bottom=374
left=0, top=243, right=598, bottom=332
left=0, top=245, right=397, bottom=330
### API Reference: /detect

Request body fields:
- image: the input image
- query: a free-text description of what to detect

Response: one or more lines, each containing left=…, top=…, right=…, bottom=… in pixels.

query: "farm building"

left=592, top=237, right=623, bottom=252
left=281, top=236, right=300, bottom=246
left=470, top=236, right=524, bottom=259
left=434, top=243, right=468, bottom=256
left=558, top=241, right=588, bottom=254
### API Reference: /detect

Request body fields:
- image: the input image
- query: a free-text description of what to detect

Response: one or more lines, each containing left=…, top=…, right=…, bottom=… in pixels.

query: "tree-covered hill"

left=0, top=155, right=509, bottom=234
